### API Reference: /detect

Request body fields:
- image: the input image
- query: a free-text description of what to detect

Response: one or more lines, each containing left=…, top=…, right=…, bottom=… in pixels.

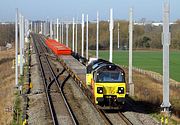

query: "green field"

left=89, top=50, right=180, bottom=82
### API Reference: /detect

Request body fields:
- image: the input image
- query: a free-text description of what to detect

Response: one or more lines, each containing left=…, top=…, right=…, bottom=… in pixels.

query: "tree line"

left=0, top=20, right=180, bottom=50
left=68, top=20, right=180, bottom=50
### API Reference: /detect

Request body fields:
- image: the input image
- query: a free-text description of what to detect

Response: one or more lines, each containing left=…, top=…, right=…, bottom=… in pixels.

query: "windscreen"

left=96, top=71, right=124, bottom=83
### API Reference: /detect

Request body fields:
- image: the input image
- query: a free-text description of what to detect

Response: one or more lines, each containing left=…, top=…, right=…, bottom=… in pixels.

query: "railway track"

left=102, top=109, right=133, bottom=125
left=31, top=33, right=134, bottom=125
left=118, top=112, right=133, bottom=125
left=38, top=36, right=113, bottom=124
left=32, top=33, right=77, bottom=125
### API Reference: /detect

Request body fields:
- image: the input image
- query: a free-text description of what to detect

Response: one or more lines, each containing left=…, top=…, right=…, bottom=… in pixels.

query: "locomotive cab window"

left=96, top=71, right=124, bottom=83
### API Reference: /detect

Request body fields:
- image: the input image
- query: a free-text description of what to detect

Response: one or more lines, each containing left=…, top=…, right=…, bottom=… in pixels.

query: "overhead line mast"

left=129, top=8, right=134, bottom=96
left=86, top=15, right=89, bottom=59
left=96, top=11, right=99, bottom=59
left=161, top=1, right=171, bottom=113
left=57, top=18, right=59, bottom=41
left=72, top=18, right=75, bottom=51
left=109, top=8, right=113, bottom=63
left=15, top=8, right=19, bottom=86
left=81, top=14, right=84, bottom=57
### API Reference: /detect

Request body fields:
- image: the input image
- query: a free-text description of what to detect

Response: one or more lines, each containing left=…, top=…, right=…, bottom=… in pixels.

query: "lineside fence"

left=121, top=65, right=180, bottom=88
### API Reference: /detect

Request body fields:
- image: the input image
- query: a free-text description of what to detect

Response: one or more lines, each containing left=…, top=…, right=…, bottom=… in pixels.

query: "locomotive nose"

left=104, top=86, right=116, bottom=95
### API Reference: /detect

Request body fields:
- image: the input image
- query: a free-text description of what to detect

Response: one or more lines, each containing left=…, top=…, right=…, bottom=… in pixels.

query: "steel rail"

left=39, top=35, right=116, bottom=125
left=99, top=110, right=113, bottom=125
left=31, top=34, right=58, bottom=125
left=118, top=112, right=133, bottom=125
left=38, top=35, right=78, bottom=125
left=54, top=53, right=113, bottom=125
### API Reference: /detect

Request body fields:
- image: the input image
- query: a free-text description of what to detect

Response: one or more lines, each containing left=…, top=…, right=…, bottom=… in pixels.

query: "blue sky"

left=0, top=0, right=179, bottom=22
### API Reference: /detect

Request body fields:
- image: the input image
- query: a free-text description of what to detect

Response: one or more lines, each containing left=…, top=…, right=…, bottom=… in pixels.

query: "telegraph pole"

left=66, top=23, right=69, bottom=47
left=57, top=18, right=59, bottom=41
left=81, top=14, right=84, bottom=57
left=86, top=15, right=89, bottom=59
left=109, top=8, right=113, bottom=63
left=118, top=23, right=120, bottom=49
left=129, top=8, right=134, bottom=96
left=161, top=1, right=171, bottom=113
left=72, top=18, right=75, bottom=51
left=15, top=8, right=19, bottom=86
left=96, top=11, right=99, bottom=59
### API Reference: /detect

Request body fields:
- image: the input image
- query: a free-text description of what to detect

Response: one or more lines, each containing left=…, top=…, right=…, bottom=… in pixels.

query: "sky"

left=0, top=0, right=179, bottom=22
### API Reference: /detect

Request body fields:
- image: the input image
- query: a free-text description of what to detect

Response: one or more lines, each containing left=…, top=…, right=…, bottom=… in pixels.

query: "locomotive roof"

left=87, top=59, right=124, bottom=73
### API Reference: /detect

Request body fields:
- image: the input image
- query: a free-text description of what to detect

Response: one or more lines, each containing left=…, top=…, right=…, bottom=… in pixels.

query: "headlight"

left=118, top=87, right=124, bottom=94
left=97, top=87, right=103, bottom=94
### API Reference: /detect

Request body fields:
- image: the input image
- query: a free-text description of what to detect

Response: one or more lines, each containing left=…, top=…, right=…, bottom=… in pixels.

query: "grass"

left=0, top=49, right=15, bottom=124
left=89, top=50, right=180, bottom=82
left=151, top=113, right=179, bottom=125
left=12, top=92, right=22, bottom=125
left=12, top=74, right=25, bottom=125
left=90, top=49, right=180, bottom=124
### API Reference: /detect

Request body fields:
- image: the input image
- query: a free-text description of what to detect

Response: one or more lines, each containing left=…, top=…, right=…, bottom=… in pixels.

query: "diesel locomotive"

left=86, top=59, right=127, bottom=108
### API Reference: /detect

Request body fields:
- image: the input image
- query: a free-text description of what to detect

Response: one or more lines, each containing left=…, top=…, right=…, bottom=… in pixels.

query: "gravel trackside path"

left=27, top=47, right=52, bottom=125
left=63, top=77, right=107, bottom=125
